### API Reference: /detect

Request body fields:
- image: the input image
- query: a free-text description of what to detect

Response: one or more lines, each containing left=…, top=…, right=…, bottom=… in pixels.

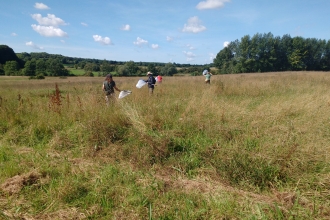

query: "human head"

left=105, top=74, right=113, bottom=81
left=147, top=71, right=152, bottom=76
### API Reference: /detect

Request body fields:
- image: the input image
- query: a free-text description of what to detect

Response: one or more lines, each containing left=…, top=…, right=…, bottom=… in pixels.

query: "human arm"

left=114, top=86, right=121, bottom=92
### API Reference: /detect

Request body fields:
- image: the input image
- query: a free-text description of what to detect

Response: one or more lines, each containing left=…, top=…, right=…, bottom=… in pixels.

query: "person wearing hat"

left=144, top=71, right=157, bottom=94
left=102, top=74, right=121, bottom=105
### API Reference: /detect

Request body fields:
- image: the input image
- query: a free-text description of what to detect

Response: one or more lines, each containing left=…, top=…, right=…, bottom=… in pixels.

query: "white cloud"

left=31, top=24, right=68, bottom=37
left=151, top=44, right=159, bottom=49
left=93, top=35, right=112, bottom=45
left=166, top=36, right=173, bottom=42
left=31, top=14, right=67, bottom=27
left=182, top=16, right=206, bottom=33
left=224, top=41, right=230, bottom=47
left=11, top=33, right=17, bottom=36
left=120, top=24, right=130, bottom=31
left=133, top=37, right=148, bottom=46
left=26, top=41, right=44, bottom=50
left=196, top=0, right=230, bottom=10
left=60, top=40, right=65, bottom=43
left=183, top=51, right=196, bottom=61
left=81, top=22, right=88, bottom=27
left=186, top=44, right=195, bottom=50
left=34, top=2, right=50, bottom=10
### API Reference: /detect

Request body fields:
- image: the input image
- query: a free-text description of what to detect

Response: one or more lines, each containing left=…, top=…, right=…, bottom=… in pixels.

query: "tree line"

left=213, top=33, right=330, bottom=74
left=0, top=45, right=210, bottom=77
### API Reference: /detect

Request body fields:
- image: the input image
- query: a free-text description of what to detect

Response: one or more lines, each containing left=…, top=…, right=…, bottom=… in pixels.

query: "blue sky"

left=1, top=0, right=330, bottom=65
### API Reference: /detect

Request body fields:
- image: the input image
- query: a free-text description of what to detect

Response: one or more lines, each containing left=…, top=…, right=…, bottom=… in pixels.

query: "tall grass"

left=0, top=72, right=330, bottom=219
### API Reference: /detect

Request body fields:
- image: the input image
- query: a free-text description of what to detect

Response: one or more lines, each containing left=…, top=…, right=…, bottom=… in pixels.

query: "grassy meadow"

left=0, top=72, right=330, bottom=219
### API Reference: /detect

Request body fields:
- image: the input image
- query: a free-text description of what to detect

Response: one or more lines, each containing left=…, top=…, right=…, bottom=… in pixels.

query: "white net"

left=118, top=90, right=132, bottom=99
left=136, top=79, right=147, bottom=88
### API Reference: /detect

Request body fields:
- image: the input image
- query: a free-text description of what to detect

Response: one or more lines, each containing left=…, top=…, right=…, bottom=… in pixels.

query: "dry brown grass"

left=1, top=72, right=330, bottom=219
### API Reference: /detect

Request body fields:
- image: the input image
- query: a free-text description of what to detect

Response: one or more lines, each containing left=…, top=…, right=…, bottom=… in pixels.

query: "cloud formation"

left=183, top=51, right=196, bottom=61
left=120, top=24, right=130, bottom=31
left=223, top=41, right=230, bottom=47
left=81, top=22, right=88, bottom=27
left=31, top=14, right=67, bottom=27
left=186, top=44, right=195, bottom=50
left=31, top=24, right=68, bottom=37
left=93, top=35, right=112, bottom=45
left=196, top=0, right=230, bottom=10
left=11, top=33, right=17, bottom=36
left=31, top=13, right=68, bottom=37
left=182, top=16, right=206, bottom=33
left=151, top=44, right=159, bottom=49
left=166, top=36, right=173, bottom=42
left=34, top=2, right=50, bottom=10
left=133, top=37, right=148, bottom=46
left=26, top=41, right=44, bottom=50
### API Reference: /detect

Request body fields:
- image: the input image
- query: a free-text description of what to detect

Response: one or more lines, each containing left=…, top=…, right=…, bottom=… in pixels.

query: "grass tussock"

left=1, top=72, right=330, bottom=219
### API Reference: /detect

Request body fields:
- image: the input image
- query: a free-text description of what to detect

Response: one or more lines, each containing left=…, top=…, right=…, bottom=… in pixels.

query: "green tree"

left=0, top=64, right=4, bottom=75
left=23, top=60, right=36, bottom=76
left=214, top=45, right=234, bottom=73
left=100, top=61, right=115, bottom=75
left=46, top=58, right=69, bottom=76
left=304, top=38, right=326, bottom=70
left=4, top=60, right=20, bottom=75
left=288, top=37, right=307, bottom=70
left=17, top=52, right=32, bottom=62
left=36, top=59, right=47, bottom=76
left=147, top=63, right=159, bottom=75
left=254, top=32, right=277, bottom=72
left=84, top=62, right=94, bottom=73
left=124, top=61, right=138, bottom=76
left=117, top=65, right=129, bottom=76
left=160, top=62, right=177, bottom=76
left=78, top=61, right=86, bottom=69
left=277, top=34, right=292, bottom=71
left=321, top=40, right=330, bottom=70
left=236, top=35, right=252, bottom=73
left=92, top=62, right=100, bottom=72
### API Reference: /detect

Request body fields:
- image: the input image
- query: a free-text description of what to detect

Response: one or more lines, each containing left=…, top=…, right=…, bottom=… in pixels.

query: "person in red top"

left=156, top=75, right=162, bottom=84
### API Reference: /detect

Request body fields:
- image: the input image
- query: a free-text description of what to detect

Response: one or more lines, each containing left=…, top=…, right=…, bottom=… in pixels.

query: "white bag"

left=118, top=90, right=132, bottom=99
left=136, top=79, right=147, bottom=88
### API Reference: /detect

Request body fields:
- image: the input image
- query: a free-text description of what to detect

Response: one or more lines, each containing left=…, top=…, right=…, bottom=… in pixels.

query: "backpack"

left=104, top=81, right=115, bottom=95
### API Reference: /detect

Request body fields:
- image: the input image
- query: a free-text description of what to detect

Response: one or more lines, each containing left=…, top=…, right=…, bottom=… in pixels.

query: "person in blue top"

left=102, top=74, right=121, bottom=105
left=144, top=72, right=156, bottom=94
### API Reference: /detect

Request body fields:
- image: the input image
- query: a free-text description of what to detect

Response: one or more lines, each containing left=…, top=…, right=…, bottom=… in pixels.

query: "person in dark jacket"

left=102, top=74, right=121, bottom=105
left=144, top=72, right=156, bottom=94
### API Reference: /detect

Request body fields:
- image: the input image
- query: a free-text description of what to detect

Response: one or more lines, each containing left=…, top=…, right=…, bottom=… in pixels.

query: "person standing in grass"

left=205, top=71, right=212, bottom=84
left=144, top=71, right=156, bottom=94
left=102, top=74, right=121, bottom=105
left=156, top=75, right=163, bottom=84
